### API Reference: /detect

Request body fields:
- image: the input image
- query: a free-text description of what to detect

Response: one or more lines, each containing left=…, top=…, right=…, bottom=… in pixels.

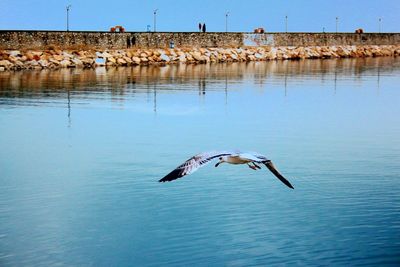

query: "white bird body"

left=225, top=156, right=249, bottom=164
left=159, top=150, right=294, bottom=189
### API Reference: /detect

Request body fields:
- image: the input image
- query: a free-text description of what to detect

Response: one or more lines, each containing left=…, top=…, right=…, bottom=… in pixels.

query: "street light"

left=285, top=15, right=288, bottom=33
left=379, top=18, right=382, bottom=33
left=153, top=9, right=158, bottom=32
left=225, top=11, right=230, bottom=32
left=336, top=17, right=339, bottom=33
left=66, top=5, right=71, bottom=31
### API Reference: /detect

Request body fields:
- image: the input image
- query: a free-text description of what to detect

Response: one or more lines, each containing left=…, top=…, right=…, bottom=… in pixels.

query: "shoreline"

left=1, top=45, right=399, bottom=71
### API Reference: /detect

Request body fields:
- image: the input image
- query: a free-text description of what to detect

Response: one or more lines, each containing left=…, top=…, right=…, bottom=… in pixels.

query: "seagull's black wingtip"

left=264, top=161, right=294, bottom=189
left=159, top=169, right=182, bottom=183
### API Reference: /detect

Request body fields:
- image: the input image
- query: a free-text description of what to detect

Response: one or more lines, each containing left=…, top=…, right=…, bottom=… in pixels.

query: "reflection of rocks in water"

left=0, top=57, right=398, bottom=99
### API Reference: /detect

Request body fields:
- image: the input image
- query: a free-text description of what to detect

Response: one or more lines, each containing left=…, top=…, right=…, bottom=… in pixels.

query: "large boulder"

left=53, top=55, right=64, bottom=61
left=131, top=57, right=141, bottom=64
left=8, top=50, right=21, bottom=57
left=191, top=51, right=202, bottom=61
left=72, top=58, right=83, bottom=67
left=160, top=53, right=171, bottom=62
left=0, top=60, right=13, bottom=69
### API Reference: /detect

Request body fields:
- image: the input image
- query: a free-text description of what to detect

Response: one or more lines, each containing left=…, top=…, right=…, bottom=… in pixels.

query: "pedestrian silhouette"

left=198, top=23, right=202, bottom=32
left=202, top=23, right=206, bottom=33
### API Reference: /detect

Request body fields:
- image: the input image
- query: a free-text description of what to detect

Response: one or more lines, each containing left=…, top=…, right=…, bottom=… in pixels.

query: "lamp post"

left=379, top=18, right=382, bottom=33
left=225, top=11, right=230, bottom=32
left=66, top=5, right=71, bottom=31
left=153, top=9, right=158, bottom=32
left=336, top=17, right=338, bottom=33
left=285, top=15, right=288, bottom=33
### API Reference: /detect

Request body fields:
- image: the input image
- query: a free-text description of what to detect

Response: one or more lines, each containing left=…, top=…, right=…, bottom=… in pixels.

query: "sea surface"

left=1, top=58, right=399, bottom=266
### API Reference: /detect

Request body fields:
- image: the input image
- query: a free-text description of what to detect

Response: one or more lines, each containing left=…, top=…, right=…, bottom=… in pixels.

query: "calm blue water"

left=1, top=58, right=400, bottom=266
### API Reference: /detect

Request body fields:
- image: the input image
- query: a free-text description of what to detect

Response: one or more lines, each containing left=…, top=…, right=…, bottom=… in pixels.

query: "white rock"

left=179, top=54, right=187, bottom=62
left=160, top=53, right=171, bottom=62
left=268, top=48, right=277, bottom=59
left=0, top=66, right=4, bottom=71
left=102, top=52, right=112, bottom=58
left=27, top=60, right=39, bottom=67
left=9, top=50, right=21, bottom=57
left=37, top=60, right=48, bottom=67
left=62, top=52, right=73, bottom=58
left=230, top=53, right=238, bottom=60
left=72, top=58, right=83, bottom=66
left=254, top=53, right=263, bottom=59
left=60, top=60, right=71, bottom=67
left=49, top=58, right=60, bottom=65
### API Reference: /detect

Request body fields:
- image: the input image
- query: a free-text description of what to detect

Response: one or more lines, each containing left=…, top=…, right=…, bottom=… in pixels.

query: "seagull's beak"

left=215, top=162, right=221, bottom=167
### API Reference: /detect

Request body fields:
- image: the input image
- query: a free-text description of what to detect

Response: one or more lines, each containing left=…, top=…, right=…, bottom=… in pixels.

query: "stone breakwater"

left=0, top=45, right=399, bottom=71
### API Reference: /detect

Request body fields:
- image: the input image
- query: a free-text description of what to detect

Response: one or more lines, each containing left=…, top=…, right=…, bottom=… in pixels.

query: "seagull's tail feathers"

left=263, top=160, right=294, bottom=189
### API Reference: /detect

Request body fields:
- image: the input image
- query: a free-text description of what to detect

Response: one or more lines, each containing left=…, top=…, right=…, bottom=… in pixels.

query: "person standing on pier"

left=127, top=37, right=131, bottom=48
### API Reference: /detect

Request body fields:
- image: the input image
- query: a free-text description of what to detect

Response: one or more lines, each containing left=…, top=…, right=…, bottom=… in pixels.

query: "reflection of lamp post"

left=336, top=17, right=339, bottom=33
left=378, top=18, right=382, bottom=33
left=153, top=9, right=158, bottom=32
left=66, top=5, right=71, bottom=31
left=225, top=11, right=230, bottom=32
left=285, top=15, right=288, bottom=33
left=67, top=89, right=71, bottom=127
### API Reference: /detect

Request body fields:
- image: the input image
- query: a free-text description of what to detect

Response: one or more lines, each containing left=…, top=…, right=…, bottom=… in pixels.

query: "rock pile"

left=0, top=45, right=399, bottom=71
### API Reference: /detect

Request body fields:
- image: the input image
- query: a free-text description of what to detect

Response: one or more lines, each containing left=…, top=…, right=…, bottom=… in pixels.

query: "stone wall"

left=244, top=33, right=400, bottom=46
left=131, top=32, right=243, bottom=49
left=0, top=31, right=243, bottom=50
left=1, top=31, right=399, bottom=50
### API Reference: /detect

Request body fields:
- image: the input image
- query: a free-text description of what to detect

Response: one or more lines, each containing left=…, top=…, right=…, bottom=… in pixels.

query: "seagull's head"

left=215, top=156, right=227, bottom=167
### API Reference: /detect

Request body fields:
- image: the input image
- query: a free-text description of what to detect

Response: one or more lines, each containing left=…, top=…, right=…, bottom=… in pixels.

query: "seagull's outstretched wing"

left=263, top=160, right=294, bottom=189
left=238, top=152, right=268, bottom=162
left=238, top=152, right=294, bottom=189
left=159, top=151, right=232, bottom=182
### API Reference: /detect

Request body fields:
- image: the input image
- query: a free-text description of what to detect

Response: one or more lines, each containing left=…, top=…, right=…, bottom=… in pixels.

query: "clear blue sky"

left=0, top=0, right=399, bottom=33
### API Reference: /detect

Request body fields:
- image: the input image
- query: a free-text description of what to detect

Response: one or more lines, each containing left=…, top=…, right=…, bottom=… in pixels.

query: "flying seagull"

left=159, top=151, right=294, bottom=189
